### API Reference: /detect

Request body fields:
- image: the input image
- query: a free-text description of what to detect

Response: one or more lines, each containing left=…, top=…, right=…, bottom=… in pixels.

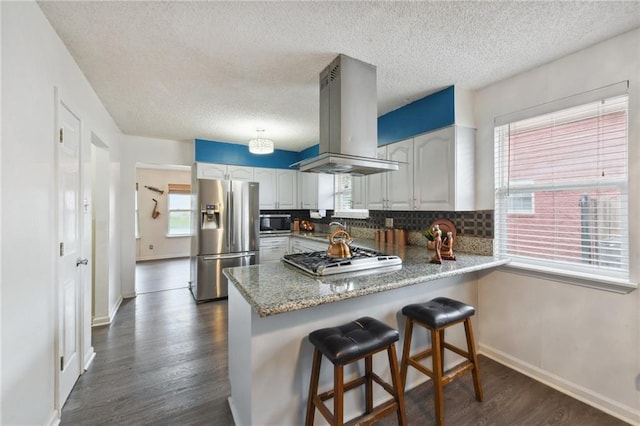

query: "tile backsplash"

left=261, top=209, right=494, bottom=239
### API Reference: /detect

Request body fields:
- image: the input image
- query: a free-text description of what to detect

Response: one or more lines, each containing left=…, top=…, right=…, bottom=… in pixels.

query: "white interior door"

left=57, top=98, right=84, bottom=406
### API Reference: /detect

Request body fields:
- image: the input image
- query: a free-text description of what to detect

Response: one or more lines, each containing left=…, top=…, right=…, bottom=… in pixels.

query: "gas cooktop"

left=282, top=246, right=402, bottom=276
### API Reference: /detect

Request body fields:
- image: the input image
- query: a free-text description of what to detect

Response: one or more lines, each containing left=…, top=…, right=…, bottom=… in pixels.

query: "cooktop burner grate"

left=282, top=246, right=402, bottom=276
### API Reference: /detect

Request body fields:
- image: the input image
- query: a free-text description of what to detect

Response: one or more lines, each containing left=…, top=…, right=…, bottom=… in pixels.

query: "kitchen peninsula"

left=223, top=235, right=508, bottom=426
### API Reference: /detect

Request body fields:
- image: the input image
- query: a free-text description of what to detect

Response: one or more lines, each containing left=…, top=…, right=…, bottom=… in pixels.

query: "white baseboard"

left=92, top=295, right=123, bottom=327
left=228, top=397, right=241, bottom=426
left=92, top=315, right=111, bottom=327
left=46, top=409, right=60, bottom=426
left=83, top=348, right=96, bottom=371
left=479, top=344, right=639, bottom=425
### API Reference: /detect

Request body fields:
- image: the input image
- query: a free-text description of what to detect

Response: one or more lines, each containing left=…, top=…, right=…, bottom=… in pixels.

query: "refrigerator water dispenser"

left=201, top=204, right=220, bottom=229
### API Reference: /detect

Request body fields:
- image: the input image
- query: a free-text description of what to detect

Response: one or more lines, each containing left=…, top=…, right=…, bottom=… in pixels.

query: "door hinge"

left=59, top=242, right=64, bottom=257
left=60, top=356, right=64, bottom=371
left=59, top=128, right=64, bottom=143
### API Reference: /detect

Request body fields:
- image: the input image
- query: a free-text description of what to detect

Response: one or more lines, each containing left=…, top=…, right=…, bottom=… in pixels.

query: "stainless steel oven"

left=259, top=214, right=291, bottom=234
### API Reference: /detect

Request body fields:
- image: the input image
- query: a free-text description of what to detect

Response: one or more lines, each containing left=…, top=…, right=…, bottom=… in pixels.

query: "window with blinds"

left=167, top=183, right=191, bottom=236
left=333, top=174, right=369, bottom=218
left=334, top=174, right=353, bottom=211
left=494, top=83, right=630, bottom=285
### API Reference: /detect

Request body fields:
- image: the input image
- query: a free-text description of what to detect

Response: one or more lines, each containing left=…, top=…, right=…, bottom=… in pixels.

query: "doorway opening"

left=135, top=163, right=192, bottom=294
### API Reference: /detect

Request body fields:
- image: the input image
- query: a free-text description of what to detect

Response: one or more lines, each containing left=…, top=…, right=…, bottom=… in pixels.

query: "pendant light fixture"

left=248, top=129, right=274, bottom=155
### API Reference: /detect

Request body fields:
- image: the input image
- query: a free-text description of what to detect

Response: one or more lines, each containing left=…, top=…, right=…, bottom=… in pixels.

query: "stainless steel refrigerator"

left=190, top=177, right=260, bottom=302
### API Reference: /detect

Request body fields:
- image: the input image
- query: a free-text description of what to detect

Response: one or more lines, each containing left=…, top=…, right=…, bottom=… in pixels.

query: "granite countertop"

left=224, top=233, right=509, bottom=317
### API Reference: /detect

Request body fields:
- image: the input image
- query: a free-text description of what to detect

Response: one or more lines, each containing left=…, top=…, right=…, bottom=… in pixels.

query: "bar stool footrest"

left=344, top=399, right=400, bottom=426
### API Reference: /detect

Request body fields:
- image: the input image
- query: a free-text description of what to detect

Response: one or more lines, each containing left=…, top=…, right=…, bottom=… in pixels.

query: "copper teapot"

left=326, top=229, right=352, bottom=258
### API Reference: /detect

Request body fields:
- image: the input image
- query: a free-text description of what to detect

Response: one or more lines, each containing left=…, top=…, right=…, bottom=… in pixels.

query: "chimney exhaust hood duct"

left=293, top=54, right=399, bottom=176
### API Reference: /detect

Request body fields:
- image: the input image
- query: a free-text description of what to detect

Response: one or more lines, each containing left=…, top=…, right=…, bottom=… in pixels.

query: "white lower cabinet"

left=259, top=237, right=289, bottom=263
left=289, top=237, right=328, bottom=253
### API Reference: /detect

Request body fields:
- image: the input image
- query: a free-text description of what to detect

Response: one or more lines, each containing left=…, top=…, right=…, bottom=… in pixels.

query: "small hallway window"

left=168, top=183, right=191, bottom=236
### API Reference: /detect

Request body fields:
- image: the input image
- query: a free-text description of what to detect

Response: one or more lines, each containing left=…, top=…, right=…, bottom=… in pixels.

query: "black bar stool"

left=305, top=316, right=407, bottom=426
left=399, top=297, right=483, bottom=425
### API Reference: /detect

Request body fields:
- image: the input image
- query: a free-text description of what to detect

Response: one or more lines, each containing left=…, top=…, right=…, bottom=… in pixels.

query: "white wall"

left=474, top=29, right=640, bottom=424
left=136, top=167, right=191, bottom=261
left=1, top=2, right=124, bottom=424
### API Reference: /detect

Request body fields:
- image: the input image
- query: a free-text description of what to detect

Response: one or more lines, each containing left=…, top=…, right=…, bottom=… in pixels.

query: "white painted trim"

left=91, top=294, right=123, bottom=327
left=109, top=295, right=123, bottom=321
left=92, top=315, right=111, bottom=327
left=45, top=410, right=60, bottom=426
left=83, top=349, right=96, bottom=371
left=479, top=344, right=639, bottom=425
left=228, top=397, right=242, bottom=426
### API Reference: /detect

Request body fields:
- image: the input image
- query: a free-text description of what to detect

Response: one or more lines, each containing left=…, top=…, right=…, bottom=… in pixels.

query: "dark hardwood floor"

left=62, top=275, right=628, bottom=425
left=135, top=257, right=190, bottom=294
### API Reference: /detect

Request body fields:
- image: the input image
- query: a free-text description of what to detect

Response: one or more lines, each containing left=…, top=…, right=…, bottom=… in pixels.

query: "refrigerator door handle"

left=229, top=187, right=234, bottom=246
left=201, top=252, right=256, bottom=261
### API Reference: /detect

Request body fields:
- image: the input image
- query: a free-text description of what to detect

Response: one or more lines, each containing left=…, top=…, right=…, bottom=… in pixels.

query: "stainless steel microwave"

left=259, top=214, right=291, bottom=234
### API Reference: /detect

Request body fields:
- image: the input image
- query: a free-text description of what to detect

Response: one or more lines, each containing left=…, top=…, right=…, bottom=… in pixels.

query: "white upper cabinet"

left=299, top=172, right=334, bottom=210
left=196, top=163, right=254, bottom=181
left=366, top=146, right=387, bottom=210
left=299, top=172, right=318, bottom=209
left=386, top=138, right=414, bottom=210
left=255, top=168, right=298, bottom=210
left=363, top=126, right=475, bottom=212
left=366, top=139, right=413, bottom=210
left=276, top=169, right=298, bottom=210
left=196, top=163, right=228, bottom=180
left=413, top=126, right=475, bottom=211
left=254, top=167, right=278, bottom=209
left=227, top=165, right=254, bottom=181
left=351, top=175, right=366, bottom=210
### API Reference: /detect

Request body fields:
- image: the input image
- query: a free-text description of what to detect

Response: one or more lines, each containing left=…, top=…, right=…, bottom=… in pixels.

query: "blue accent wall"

left=195, top=139, right=301, bottom=169
left=194, top=85, right=456, bottom=166
left=377, top=86, right=454, bottom=146
left=299, top=144, right=319, bottom=161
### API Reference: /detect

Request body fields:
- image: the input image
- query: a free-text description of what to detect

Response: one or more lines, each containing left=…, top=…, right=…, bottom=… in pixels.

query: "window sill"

left=498, top=261, right=637, bottom=294
left=332, top=210, right=369, bottom=219
left=166, top=234, right=191, bottom=238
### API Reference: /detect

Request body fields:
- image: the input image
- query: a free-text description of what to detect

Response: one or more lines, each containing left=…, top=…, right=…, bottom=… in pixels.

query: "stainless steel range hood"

left=293, top=54, right=399, bottom=176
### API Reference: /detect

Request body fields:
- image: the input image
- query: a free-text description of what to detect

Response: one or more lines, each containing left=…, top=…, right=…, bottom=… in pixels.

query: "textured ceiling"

left=38, top=1, right=640, bottom=151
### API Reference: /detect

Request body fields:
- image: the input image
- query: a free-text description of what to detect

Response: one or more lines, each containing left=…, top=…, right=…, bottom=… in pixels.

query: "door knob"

left=76, top=258, right=89, bottom=267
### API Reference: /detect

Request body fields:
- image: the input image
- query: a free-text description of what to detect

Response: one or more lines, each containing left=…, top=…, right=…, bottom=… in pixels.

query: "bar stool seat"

left=400, top=297, right=483, bottom=425
left=306, top=316, right=407, bottom=426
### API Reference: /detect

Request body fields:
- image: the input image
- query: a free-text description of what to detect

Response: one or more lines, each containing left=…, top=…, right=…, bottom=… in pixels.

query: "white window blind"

left=333, top=174, right=369, bottom=219
left=334, top=174, right=353, bottom=211
left=494, top=89, right=629, bottom=284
